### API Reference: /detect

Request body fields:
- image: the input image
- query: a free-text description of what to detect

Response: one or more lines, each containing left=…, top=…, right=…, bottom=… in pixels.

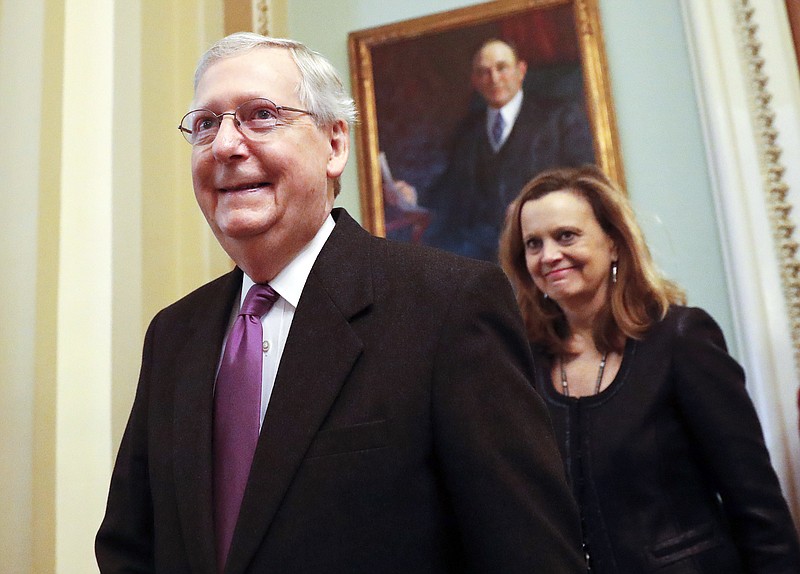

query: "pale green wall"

left=287, top=0, right=737, bottom=355
left=599, top=0, right=734, bottom=347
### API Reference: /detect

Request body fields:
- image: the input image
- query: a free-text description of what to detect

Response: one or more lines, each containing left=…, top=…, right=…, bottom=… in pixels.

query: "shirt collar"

left=489, top=89, right=524, bottom=126
left=241, top=214, right=336, bottom=309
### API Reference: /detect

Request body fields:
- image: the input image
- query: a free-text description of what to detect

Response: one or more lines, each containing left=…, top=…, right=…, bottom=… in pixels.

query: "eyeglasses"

left=178, top=97, right=313, bottom=146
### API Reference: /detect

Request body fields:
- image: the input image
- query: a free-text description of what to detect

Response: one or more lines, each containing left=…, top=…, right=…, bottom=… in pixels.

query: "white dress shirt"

left=224, top=215, right=335, bottom=427
left=485, top=89, right=524, bottom=152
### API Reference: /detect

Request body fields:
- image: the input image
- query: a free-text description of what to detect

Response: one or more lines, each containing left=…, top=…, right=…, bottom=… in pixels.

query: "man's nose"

left=211, top=115, right=246, bottom=158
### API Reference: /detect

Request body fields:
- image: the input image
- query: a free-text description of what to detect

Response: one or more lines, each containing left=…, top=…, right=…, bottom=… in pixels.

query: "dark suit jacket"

left=533, top=306, right=800, bottom=573
left=96, top=208, right=584, bottom=573
left=421, top=93, right=594, bottom=261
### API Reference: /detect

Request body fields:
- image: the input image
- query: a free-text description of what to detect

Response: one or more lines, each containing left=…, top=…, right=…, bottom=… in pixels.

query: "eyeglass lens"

left=180, top=98, right=292, bottom=145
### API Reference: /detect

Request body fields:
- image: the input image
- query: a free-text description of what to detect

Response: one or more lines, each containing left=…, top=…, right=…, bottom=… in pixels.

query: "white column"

left=0, top=1, right=47, bottom=572
left=56, top=1, right=115, bottom=571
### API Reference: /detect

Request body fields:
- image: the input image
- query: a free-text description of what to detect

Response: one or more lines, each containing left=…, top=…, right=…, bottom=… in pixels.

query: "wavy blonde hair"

left=499, top=165, right=685, bottom=354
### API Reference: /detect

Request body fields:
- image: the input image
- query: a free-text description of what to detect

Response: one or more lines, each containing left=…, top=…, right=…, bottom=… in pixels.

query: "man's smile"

left=219, top=181, right=270, bottom=193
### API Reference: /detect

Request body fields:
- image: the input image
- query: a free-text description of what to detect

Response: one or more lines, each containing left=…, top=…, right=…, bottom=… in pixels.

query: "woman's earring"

left=543, top=292, right=549, bottom=300
left=611, top=261, right=618, bottom=284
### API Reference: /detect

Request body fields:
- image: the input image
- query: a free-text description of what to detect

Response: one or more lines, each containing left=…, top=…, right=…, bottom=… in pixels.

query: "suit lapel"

left=225, top=210, right=374, bottom=574
left=172, top=269, right=242, bottom=574
left=501, top=95, right=536, bottom=154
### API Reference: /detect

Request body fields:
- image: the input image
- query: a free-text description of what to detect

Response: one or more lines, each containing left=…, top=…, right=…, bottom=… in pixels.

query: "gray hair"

left=194, top=32, right=357, bottom=129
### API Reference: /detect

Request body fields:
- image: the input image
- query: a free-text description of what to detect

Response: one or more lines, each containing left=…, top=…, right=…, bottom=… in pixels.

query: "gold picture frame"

left=348, top=0, right=623, bottom=254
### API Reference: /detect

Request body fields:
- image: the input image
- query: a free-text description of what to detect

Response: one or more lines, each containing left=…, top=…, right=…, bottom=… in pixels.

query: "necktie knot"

left=240, top=284, right=279, bottom=318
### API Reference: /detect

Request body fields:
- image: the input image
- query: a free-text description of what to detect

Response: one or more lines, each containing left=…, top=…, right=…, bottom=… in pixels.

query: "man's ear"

left=517, top=59, right=528, bottom=79
left=326, top=119, right=349, bottom=179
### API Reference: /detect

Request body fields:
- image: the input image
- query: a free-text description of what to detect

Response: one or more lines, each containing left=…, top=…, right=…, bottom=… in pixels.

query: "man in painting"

left=95, top=31, right=585, bottom=573
left=419, top=38, right=594, bottom=261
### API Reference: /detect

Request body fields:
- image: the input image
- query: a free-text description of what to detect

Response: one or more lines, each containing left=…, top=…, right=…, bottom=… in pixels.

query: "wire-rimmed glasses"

left=178, top=97, right=313, bottom=146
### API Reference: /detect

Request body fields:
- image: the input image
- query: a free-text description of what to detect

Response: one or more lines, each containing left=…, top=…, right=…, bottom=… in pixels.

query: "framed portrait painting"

left=348, top=0, right=622, bottom=261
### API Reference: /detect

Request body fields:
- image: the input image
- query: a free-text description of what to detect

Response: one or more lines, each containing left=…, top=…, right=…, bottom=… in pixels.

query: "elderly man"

left=96, top=32, right=583, bottom=574
left=419, top=38, right=594, bottom=261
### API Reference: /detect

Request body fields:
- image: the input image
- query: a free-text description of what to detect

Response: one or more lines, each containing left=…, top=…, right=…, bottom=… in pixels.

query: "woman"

left=499, top=165, right=800, bottom=572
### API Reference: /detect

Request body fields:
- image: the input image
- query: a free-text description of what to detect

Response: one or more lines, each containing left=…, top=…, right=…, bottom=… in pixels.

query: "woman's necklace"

left=560, top=352, right=608, bottom=397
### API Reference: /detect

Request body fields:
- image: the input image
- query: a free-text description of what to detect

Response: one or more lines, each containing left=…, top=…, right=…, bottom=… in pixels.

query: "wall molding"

left=735, top=0, right=800, bottom=379
left=253, top=0, right=270, bottom=35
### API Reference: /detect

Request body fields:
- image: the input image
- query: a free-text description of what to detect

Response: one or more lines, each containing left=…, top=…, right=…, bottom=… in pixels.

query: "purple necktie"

left=213, top=283, right=279, bottom=572
left=491, top=112, right=505, bottom=148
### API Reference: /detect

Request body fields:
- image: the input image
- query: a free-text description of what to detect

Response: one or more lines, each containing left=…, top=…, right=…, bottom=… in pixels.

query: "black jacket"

left=533, top=305, right=800, bottom=573
left=96, top=209, right=584, bottom=573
